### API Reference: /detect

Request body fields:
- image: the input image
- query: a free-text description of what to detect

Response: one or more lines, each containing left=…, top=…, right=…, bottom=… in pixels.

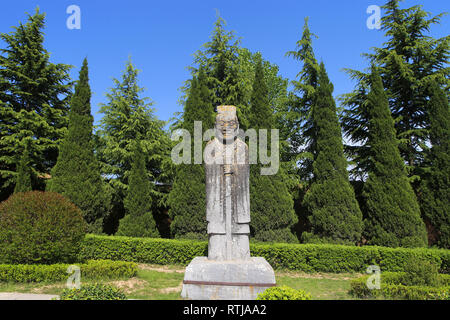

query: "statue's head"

left=215, top=106, right=239, bottom=144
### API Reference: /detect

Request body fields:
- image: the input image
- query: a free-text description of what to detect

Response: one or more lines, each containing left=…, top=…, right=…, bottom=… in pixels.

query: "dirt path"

left=0, top=292, right=58, bottom=300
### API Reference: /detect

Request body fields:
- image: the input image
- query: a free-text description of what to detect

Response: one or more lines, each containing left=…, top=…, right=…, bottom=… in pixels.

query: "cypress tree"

left=341, top=0, right=449, bottom=179
left=168, top=67, right=215, bottom=239
left=285, top=17, right=320, bottom=178
left=96, top=58, right=172, bottom=234
left=0, top=8, right=71, bottom=199
left=48, top=58, right=108, bottom=234
left=249, top=58, right=298, bottom=243
left=363, top=70, right=427, bottom=248
left=117, top=141, right=158, bottom=238
left=419, top=80, right=450, bottom=248
left=14, top=142, right=32, bottom=193
left=302, top=63, right=363, bottom=245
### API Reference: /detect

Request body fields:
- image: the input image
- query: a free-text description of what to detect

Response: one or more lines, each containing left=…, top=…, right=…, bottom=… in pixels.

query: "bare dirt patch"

left=109, top=278, right=148, bottom=294
left=137, top=264, right=185, bottom=273
left=158, top=282, right=183, bottom=294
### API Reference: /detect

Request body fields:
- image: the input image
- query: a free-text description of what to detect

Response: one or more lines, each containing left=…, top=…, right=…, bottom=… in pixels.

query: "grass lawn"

left=0, top=264, right=362, bottom=300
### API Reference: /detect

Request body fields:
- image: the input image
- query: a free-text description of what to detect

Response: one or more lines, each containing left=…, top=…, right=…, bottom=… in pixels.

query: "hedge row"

left=79, top=235, right=450, bottom=274
left=0, top=260, right=138, bottom=283
left=349, top=273, right=450, bottom=300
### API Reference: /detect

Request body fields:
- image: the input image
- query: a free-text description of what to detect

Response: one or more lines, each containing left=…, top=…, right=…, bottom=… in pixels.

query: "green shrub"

left=349, top=272, right=450, bottom=300
left=0, top=260, right=137, bottom=283
left=400, top=256, right=441, bottom=287
left=0, top=191, right=87, bottom=264
left=59, top=283, right=126, bottom=300
left=79, top=235, right=450, bottom=274
left=256, top=286, right=312, bottom=300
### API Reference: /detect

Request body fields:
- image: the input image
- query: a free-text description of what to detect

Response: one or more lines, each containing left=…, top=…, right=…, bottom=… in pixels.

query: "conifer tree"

left=0, top=8, right=71, bottom=199
left=341, top=0, right=449, bottom=179
left=168, top=67, right=215, bottom=239
left=96, top=58, right=172, bottom=234
left=419, top=80, right=450, bottom=248
left=285, top=17, right=320, bottom=178
left=363, top=70, right=427, bottom=248
left=14, top=142, right=32, bottom=193
left=48, top=58, right=108, bottom=233
left=249, top=58, right=298, bottom=243
left=117, top=141, right=159, bottom=238
left=302, top=63, right=363, bottom=245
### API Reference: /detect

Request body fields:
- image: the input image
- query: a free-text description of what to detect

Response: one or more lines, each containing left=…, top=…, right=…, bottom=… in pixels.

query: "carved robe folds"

left=204, top=137, right=250, bottom=261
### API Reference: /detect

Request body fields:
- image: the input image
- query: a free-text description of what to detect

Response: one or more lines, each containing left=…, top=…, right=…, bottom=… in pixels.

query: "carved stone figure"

left=181, top=105, right=276, bottom=300
left=204, top=105, right=250, bottom=260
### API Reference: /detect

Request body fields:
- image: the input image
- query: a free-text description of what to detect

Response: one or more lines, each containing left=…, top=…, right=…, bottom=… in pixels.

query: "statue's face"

left=216, top=115, right=238, bottom=142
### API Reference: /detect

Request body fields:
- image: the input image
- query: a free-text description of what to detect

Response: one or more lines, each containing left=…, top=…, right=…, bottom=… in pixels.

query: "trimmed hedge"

left=79, top=235, right=450, bottom=274
left=0, top=260, right=137, bottom=283
left=257, top=286, right=312, bottom=300
left=349, top=272, right=450, bottom=300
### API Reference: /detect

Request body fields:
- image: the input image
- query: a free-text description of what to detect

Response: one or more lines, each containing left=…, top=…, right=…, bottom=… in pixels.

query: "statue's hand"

left=223, top=164, right=233, bottom=175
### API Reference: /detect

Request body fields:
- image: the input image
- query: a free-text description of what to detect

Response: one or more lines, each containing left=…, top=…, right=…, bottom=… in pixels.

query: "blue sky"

left=1, top=0, right=448, bottom=127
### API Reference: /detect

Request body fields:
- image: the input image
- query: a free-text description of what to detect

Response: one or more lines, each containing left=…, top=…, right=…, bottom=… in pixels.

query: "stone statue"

left=204, top=105, right=250, bottom=261
left=181, top=105, right=276, bottom=300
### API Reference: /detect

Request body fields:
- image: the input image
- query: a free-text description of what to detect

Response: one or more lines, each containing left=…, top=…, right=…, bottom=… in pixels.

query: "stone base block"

left=181, top=257, right=276, bottom=300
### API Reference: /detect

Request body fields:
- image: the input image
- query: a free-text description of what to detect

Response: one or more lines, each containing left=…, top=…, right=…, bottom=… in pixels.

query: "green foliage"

left=168, top=164, right=207, bottom=239
left=285, top=17, right=319, bottom=181
left=191, top=16, right=242, bottom=108
left=401, top=256, right=441, bottom=287
left=341, top=0, right=449, bottom=179
left=362, top=70, right=427, bottom=248
left=257, top=285, right=312, bottom=300
left=302, top=63, right=363, bottom=245
left=350, top=272, right=450, bottom=300
left=248, top=58, right=297, bottom=243
left=79, top=235, right=208, bottom=265
left=59, top=283, right=127, bottom=300
left=0, top=191, right=87, bottom=264
left=0, top=8, right=72, bottom=199
left=79, top=235, right=450, bottom=274
left=168, top=68, right=214, bottom=239
left=96, top=58, right=172, bottom=234
left=0, top=260, right=137, bottom=283
left=47, top=58, right=109, bottom=234
left=117, top=141, right=158, bottom=238
left=419, top=80, right=450, bottom=248
left=14, top=142, right=32, bottom=193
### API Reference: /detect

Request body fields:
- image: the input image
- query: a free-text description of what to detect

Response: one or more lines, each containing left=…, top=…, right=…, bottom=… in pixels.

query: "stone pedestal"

left=181, top=257, right=276, bottom=300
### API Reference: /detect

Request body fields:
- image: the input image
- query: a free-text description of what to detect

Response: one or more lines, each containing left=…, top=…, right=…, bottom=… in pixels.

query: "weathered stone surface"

left=181, top=257, right=276, bottom=300
left=204, top=106, right=250, bottom=261
left=181, top=106, right=277, bottom=300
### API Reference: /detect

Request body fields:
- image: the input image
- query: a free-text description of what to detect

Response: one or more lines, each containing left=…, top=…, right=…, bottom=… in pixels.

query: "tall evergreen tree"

left=96, top=58, right=172, bottom=234
left=419, top=80, right=450, bottom=248
left=363, top=70, right=427, bottom=248
left=302, top=63, right=363, bottom=245
left=14, top=141, right=32, bottom=193
left=249, top=58, right=298, bottom=243
left=285, top=17, right=320, bottom=179
left=117, top=141, right=159, bottom=238
left=284, top=17, right=322, bottom=238
left=168, top=67, right=215, bottom=239
left=341, top=0, right=449, bottom=179
left=48, top=58, right=108, bottom=234
left=0, top=8, right=72, bottom=200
